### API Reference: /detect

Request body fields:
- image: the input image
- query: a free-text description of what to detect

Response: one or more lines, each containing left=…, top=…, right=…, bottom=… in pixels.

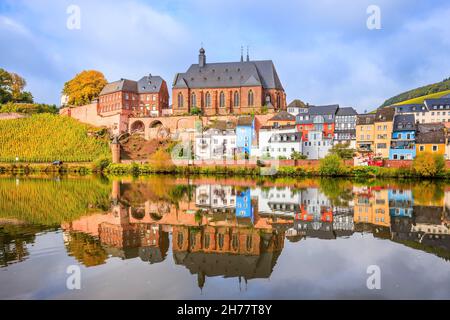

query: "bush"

left=291, top=151, right=306, bottom=160
left=190, top=107, right=202, bottom=115
left=413, top=153, right=445, bottom=177
left=92, top=156, right=111, bottom=172
left=319, top=154, right=344, bottom=176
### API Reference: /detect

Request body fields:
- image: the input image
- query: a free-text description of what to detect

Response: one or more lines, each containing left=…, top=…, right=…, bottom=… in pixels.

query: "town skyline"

left=1, top=0, right=450, bottom=111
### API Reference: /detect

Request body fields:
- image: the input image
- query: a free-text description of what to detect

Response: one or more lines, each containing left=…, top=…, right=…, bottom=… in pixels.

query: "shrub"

left=413, top=153, right=445, bottom=177
left=291, top=151, right=306, bottom=160
left=92, top=156, right=111, bottom=172
left=319, top=154, right=344, bottom=176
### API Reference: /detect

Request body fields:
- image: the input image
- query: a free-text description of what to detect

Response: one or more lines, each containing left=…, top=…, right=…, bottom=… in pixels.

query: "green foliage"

left=413, top=153, right=445, bottom=177
left=278, top=155, right=287, bottom=160
left=381, top=78, right=450, bottom=107
left=190, top=106, right=202, bottom=115
left=0, top=114, right=110, bottom=162
left=0, top=68, right=33, bottom=104
left=329, top=142, right=355, bottom=159
left=290, top=151, right=306, bottom=160
left=0, top=102, right=58, bottom=114
left=92, top=156, right=111, bottom=172
left=319, top=154, right=344, bottom=176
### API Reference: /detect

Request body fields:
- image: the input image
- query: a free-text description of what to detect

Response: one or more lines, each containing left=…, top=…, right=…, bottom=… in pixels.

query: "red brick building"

left=98, top=74, right=169, bottom=118
left=172, top=47, right=286, bottom=116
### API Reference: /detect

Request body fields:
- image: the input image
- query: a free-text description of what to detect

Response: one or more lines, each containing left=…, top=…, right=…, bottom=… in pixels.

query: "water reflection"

left=1, top=176, right=450, bottom=291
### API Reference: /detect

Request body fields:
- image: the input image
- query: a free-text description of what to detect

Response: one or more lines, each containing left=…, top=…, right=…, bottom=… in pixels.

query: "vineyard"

left=0, top=114, right=110, bottom=162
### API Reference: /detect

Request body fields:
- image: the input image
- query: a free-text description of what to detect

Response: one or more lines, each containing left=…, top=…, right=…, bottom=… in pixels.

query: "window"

left=205, top=92, right=211, bottom=107
left=191, top=92, right=197, bottom=107
left=419, top=146, right=425, bottom=151
left=433, top=145, right=438, bottom=152
left=277, top=94, right=281, bottom=108
left=234, top=91, right=239, bottom=106
left=177, top=92, right=183, bottom=108
left=219, top=91, right=225, bottom=108
left=248, top=90, right=254, bottom=106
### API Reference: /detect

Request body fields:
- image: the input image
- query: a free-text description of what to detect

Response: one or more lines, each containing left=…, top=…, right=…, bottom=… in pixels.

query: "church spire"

left=246, top=46, right=250, bottom=62
left=199, top=46, right=206, bottom=68
left=240, top=46, right=244, bottom=62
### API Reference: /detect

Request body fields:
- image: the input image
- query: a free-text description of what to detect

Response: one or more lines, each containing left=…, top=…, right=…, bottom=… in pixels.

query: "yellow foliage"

left=63, top=70, right=107, bottom=106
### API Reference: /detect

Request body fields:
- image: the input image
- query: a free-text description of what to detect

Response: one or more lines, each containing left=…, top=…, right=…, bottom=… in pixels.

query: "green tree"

left=0, top=68, right=13, bottom=103
left=329, top=142, right=355, bottom=159
left=190, top=106, right=202, bottom=115
left=319, top=154, right=344, bottom=176
left=62, top=70, right=107, bottom=106
left=291, top=151, right=306, bottom=160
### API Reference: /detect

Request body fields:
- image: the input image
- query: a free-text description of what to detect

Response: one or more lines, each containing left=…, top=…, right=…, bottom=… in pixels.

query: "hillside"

left=0, top=114, right=110, bottom=162
left=392, top=90, right=450, bottom=106
left=380, top=78, right=450, bottom=107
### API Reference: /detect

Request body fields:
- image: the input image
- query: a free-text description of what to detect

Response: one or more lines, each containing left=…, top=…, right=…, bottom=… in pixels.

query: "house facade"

left=236, top=116, right=255, bottom=159
left=98, top=75, right=169, bottom=118
left=195, top=121, right=237, bottom=160
left=374, top=107, right=395, bottom=158
left=356, top=114, right=376, bottom=154
left=172, top=47, right=286, bottom=116
left=296, top=105, right=338, bottom=141
left=389, top=114, right=416, bottom=160
left=302, top=130, right=333, bottom=159
left=258, top=126, right=302, bottom=159
left=334, top=107, right=357, bottom=148
left=416, top=123, right=446, bottom=157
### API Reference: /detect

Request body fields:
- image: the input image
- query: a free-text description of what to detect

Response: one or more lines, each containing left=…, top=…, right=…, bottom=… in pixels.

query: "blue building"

left=236, top=116, right=255, bottom=159
left=388, top=189, right=414, bottom=218
left=236, top=189, right=253, bottom=221
left=389, top=114, right=416, bottom=160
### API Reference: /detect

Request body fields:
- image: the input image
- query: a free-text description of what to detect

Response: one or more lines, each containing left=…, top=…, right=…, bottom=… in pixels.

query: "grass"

left=393, top=89, right=450, bottom=106
left=0, top=113, right=110, bottom=162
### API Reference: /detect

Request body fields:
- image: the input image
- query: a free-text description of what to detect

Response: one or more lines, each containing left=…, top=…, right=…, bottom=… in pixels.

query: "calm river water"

left=0, top=175, right=450, bottom=299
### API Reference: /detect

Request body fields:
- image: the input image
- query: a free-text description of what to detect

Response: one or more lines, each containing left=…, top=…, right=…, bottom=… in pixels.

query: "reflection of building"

left=195, top=184, right=236, bottom=211
left=389, top=189, right=414, bottom=217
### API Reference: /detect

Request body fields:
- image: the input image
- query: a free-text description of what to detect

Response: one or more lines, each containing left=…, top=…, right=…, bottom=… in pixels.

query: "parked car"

left=52, top=160, right=63, bottom=166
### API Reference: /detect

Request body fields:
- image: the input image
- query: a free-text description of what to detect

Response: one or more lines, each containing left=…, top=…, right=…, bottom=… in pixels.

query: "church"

left=172, top=47, right=286, bottom=116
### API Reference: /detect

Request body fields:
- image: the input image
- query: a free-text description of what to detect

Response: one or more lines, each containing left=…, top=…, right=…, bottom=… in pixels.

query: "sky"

left=0, top=0, right=449, bottom=112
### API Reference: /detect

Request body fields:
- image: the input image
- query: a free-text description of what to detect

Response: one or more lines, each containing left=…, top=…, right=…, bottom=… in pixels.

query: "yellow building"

left=416, top=124, right=446, bottom=156
left=374, top=107, right=395, bottom=158
left=353, top=187, right=390, bottom=228
left=356, top=114, right=375, bottom=154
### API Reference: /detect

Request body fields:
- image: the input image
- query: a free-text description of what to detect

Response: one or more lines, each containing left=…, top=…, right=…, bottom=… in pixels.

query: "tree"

left=62, top=70, right=107, bottom=106
left=319, top=154, right=344, bottom=176
left=190, top=106, right=202, bottom=115
left=291, top=151, right=306, bottom=160
left=0, top=68, right=13, bottom=103
left=0, top=69, right=33, bottom=103
left=413, top=153, right=445, bottom=177
left=330, top=142, right=355, bottom=159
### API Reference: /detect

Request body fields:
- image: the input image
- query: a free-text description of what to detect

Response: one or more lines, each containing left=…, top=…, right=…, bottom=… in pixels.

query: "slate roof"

left=288, top=99, right=307, bottom=108
left=416, top=129, right=446, bottom=144
left=336, top=107, right=357, bottom=116
left=268, top=111, right=296, bottom=122
left=375, top=107, right=395, bottom=122
left=295, top=105, right=339, bottom=124
left=173, top=54, right=284, bottom=90
left=357, top=114, right=376, bottom=125
left=393, top=114, right=416, bottom=131
left=100, top=75, right=164, bottom=95
left=424, top=98, right=450, bottom=110
left=260, top=124, right=296, bottom=131
left=394, top=103, right=427, bottom=113
left=416, top=123, right=445, bottom=133
left=268, top=132, right=302, bottom=143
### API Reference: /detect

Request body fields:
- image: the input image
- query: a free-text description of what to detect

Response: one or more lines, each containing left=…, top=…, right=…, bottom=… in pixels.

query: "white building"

left=195, top=184, right=236, bottom=210
left=254, top=187, right=301, bottom=217
left=258, top=125, right=302, bottom=159
left=195, top=121, right=237, bottom=160
left=302, top=130, right=333, bottom=159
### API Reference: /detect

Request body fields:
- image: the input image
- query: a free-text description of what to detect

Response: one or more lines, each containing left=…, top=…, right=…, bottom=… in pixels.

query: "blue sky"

left=0, top=0, right=449, bottom=111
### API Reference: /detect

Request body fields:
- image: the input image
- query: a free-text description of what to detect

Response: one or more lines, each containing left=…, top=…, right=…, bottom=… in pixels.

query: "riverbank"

left=1, top=160, right=449, bottom=179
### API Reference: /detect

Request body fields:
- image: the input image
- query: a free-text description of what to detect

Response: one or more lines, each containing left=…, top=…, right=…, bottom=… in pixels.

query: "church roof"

left=100, top=75, right=164, bottom=95
left=173, top=54, right=284, bottom=91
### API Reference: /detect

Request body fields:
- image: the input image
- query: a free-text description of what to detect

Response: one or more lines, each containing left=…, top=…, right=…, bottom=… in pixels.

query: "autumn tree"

left=413, top=152, right=445, bottom=177
left=0, top=68, right=33, bottom=103
left=62, top=70, right=107, bottom=106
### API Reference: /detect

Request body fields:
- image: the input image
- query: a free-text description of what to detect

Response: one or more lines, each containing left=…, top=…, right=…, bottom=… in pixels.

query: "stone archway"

left=130, top=120, right=145, bottom=134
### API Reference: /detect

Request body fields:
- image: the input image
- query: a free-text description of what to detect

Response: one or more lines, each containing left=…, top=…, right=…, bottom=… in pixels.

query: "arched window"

left=191, top=92, right=196, bottom=107
left=177, top=92, right=183, bottom=108
left=219, top=91, right=225, bottom=108
left=248, top=90, right=254, bottom=106
left=265, top=94, right=271, bottom=104
left=276, top=93, right=281, bottom=108
left=177, top=232, right=184, bottom=249
left=234, top=91, right=240, bottom=107
left=204, top=234, right=210, bottom=249
left=205, top=92, right=211, bottom=107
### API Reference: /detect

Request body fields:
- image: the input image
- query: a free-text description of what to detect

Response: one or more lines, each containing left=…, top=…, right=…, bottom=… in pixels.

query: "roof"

left=393, top=114, right=415, bottom=131
left=268, top=132, right=302, bottom=143
left=307, top=104, right=339, bottom=115
left=260, top=124, right=296, bottom=131
left=336, top=107, right=357, bottom=116
left=268, top=111, right=296, bottom=122
left=357, top=114, right=376, bottom=125
left=295, top=105, right=339, bottom=124
left=417, top=123, right=445, bottom=133
left=375, top=107, right=395, bottom=122
left=100, top=75, right=165, bottom=95
left=424, top=98, right=450, bottom=110
left=288, top=99, right=307, bottom=108
left=173, top=52, right=284, bottom=90
left=416, top=129, right=445, bottom=144
left=237, top=116, right=253, bottom=126
left=394, top=103, right=427, bottom=113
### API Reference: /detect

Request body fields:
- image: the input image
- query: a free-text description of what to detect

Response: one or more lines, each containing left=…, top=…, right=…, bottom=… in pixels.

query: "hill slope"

left=0, top=114, right=110, bottom=162
left=381, top=78, right=450, bottom=107
left=392, top=89, right=450, bottom=106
